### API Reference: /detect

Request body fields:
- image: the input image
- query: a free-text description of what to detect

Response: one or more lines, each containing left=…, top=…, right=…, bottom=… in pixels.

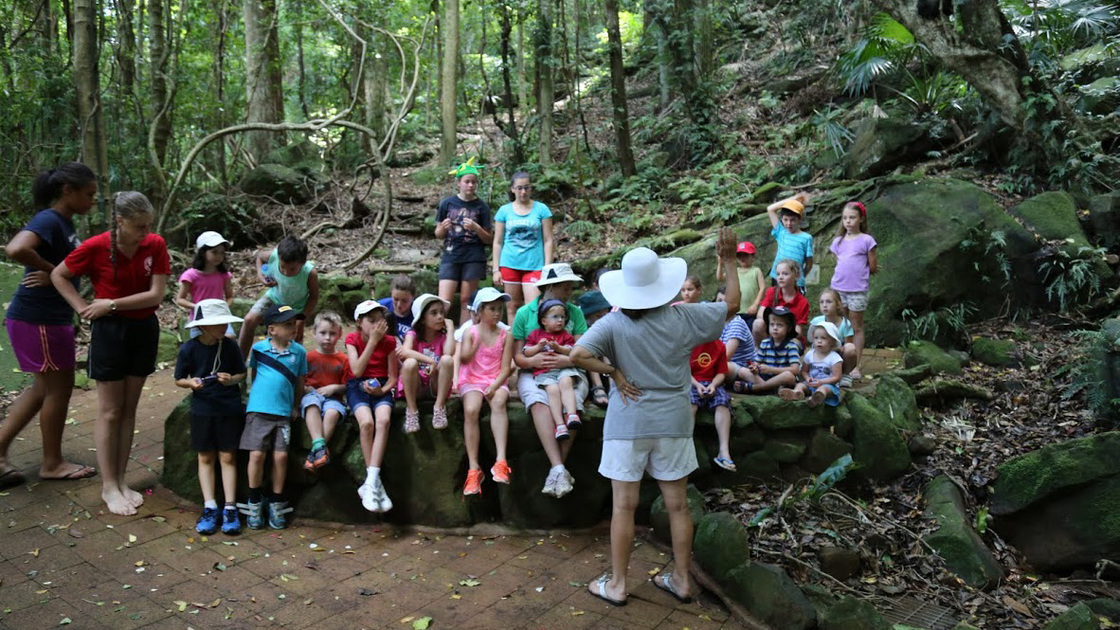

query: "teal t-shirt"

left=809, top=315, right=854, bottom=341
left=265, top=249, right=314, bottom=310
left=769, top=224, right=814, bottom=288
left=247, top=339, right=308, bottom=416
left=512, top=295, right=588, bottom=341
left=495, top=201, right=552, bottom=271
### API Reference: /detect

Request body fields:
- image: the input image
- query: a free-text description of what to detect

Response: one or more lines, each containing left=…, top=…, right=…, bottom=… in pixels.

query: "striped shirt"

left=757, top=337, right=801, bottom=369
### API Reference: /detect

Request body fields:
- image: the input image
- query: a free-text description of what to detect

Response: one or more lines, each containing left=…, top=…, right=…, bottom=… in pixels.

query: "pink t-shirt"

left=829, top=233, right=877, bottom=292
left=179, top=268, right=232, bottom=321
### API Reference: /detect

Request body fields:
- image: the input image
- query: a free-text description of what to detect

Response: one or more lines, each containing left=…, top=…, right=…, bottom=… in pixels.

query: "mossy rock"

left=1042, top=602, right=1101, bottom=630
left=317, top=274, right=369, bottom=321
left=991, top=433, right=1120, bottom=514
left=240, top=163, right=314, bottom=204
left=371, top=269, right=439, bottom=301
left=176, top=193, right=278, bottom=250
left=157, top=329, right=180, bottom=364
left=1085, top=599, right=1120, bottom=623
left=725, top=563, right=816, bottom=630
left=923, top=476, right=1004, bottom=590
left=1088, top=193, right=1120, bottom=250
left=802, top=429, right=852, bottom=475
left=650, top=484, right=705, bottom=545
left=843, top=117, right=934, bottom=180
left=736, top=451, right=781, bottom=481
left=764, top=435, right=807, bottom=464
left=971, top=337, right=1020, bottom=367
left=693, top=512, right=751, bottom=582
left=742, top=395, right=829, bottom=430
left=845, top=394, right=911, bottom=482
left=818, top=595, right=892, bottom=630
left=869, top=373, right=921, bottom=431
left=1012, top=192, right=1090, bottom=249
left=903, top=340, right=963, bottom=375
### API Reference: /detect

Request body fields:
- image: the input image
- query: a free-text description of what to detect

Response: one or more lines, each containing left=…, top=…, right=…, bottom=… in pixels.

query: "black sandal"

left=590, top=386, right=609, bottom=408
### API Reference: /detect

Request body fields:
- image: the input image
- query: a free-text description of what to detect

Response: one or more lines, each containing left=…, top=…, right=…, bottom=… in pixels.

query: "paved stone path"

left=0, top=368, right=749, bottom=630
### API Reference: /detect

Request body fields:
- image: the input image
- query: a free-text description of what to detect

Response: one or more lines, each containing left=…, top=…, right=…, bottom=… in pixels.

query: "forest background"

left=0, top=0, right=1116, bottom=248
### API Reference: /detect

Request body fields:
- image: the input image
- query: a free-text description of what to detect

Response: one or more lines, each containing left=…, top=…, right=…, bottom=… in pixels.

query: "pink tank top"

left=459, top=327, right=507, bottom=386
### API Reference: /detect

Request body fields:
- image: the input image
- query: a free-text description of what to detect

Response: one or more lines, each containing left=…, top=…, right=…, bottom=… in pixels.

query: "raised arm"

left=716, top=227, right=740, bottom=320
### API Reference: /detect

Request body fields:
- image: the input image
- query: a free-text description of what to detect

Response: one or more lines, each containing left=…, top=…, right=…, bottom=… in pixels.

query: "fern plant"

left=835, top=12, right=922, bottom=96
left=1039, top=245, right=1107, bottom=310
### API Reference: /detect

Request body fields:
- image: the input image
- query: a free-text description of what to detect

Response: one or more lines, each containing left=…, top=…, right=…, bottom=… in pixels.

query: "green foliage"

left=959, top=225, right=1012, bottom=289
left=665, top=160, right=754, bottom=224
left=747, top=455, right=856, bottom=527
left=810, top=108, right=854, bottom=158
left=836, top=13, right=919, bottom=96
left=1039, top=245, right=1107, bottom=310
left=1004, top=0, right=1120, bottom=61
left=901, top=303, right=978, bottom=345
left=562, top=220, right=601, bottom=242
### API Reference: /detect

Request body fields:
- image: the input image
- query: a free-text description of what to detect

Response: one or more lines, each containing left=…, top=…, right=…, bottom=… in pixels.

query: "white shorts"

left=598, top=437, right=698, bottom=482
left=516, top=369, right=587, bottom=411
left=836, top=290, right=869, bottom=313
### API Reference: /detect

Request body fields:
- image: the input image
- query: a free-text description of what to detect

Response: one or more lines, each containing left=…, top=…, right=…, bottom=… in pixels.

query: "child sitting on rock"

left=301, top=311, right=348, bottom=471
left=781, top=321, right=844, bottom=408
left=753, top=259, right=810, bottom=347
left=689, top=334, right=735, bottom=472
left=810, top=289, right=857, bottom=388
left=398, top=293, right=455, bottom=432
left=734, top=306, right=800, bottom=395
left=522, top=299, right=586, bottom=441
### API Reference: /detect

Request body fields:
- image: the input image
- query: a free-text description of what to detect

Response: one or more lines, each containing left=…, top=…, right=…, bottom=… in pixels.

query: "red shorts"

left=499, top=267, right=542, bottom=285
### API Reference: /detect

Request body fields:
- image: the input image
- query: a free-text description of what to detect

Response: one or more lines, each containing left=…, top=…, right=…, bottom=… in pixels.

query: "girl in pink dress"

left=458, top=288, right=514, bottom=496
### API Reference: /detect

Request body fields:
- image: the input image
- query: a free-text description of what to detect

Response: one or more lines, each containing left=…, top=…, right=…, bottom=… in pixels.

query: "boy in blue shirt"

left=766, top=193, right=813, bottom=292
left=239, top=304, right=307, bottom=530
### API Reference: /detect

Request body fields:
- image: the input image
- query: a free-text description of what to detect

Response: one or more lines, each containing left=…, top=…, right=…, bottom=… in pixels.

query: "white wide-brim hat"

left=185, top=298, right=244, bottom=328
left=196, top=231, right=232, bottom=250
left=810, top=320, right=844, bottom=347
left=535, top=263, right=583, bottom=287
left=599, top=247, right=687, bottom=310
left=411, top=293, right=450, bottom=327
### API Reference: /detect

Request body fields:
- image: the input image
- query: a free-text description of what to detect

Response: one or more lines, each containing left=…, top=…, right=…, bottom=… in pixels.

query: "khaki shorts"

left=598, top=437, right=698, bottom=482
left=240, top=412, right=291, bottom=452
left=836, top=290, right=869, bottom=313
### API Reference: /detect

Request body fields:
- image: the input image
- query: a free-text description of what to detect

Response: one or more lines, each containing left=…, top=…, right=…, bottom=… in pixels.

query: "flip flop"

left=713, top=457, right=737, bottom=472
left=42, top=465, right=97, bottom=481
left=653, top=572, right=693, bottom=604
left=0, top=468, right=26, bottom=490
left=588, top=574, right=627, bottom=607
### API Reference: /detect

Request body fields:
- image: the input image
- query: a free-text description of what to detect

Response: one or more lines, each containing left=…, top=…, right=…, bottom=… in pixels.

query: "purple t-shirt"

left=830, top=233, right=877, bottom=292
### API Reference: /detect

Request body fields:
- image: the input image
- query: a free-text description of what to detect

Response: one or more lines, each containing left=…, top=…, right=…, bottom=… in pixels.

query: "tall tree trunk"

left=694, top=0, right=713, bottom=79
left=516, top=18, right=528, bottom=114
left=499, top=0, right=523, bottom=165
left=149, top=0, right=172, bottom=167
left=213, top=0, right=229, bottom=183
left=439, top=0, right=459, bottom=166
left=294, top=0, right=309, bottom=119
left=113, top=0, right=137, bottom=89
left=363, top=30, right=388, bottom=154
left=535, top=0, right=553, bottom=165
left=243, top=0, right=284, bottom=162
left=73, top=0, right=109, bottom=213
left=655, top=25, right=669, bottom=112
left=604, top=0, right=635, bottom=176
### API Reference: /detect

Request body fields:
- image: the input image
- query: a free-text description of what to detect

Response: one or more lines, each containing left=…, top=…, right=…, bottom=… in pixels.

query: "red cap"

left=736, top=242, right=756, bottom=255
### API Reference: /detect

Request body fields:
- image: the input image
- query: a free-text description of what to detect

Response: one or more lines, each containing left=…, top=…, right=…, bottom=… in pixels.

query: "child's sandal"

left=432, top=407, right=448, bottom=430
left=404, top=409, right=421, bottom=433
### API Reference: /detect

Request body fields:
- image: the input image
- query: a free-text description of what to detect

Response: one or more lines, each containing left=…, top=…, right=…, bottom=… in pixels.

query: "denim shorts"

left=346, top=378, right=394, bottom=412
left=300, top=391, right=347, bottom=417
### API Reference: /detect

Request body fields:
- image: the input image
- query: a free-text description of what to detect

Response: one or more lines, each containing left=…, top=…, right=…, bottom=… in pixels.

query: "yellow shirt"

left=737, top=267, right=763, bottom=314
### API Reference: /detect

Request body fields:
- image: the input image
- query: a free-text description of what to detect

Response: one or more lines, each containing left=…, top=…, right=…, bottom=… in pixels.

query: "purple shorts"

left=5, top=319, right=76, bottom=373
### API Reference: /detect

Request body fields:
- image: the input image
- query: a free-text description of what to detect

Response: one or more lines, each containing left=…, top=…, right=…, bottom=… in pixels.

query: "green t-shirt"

left=737, top=266, right=763, bottom=314
left=512, top=295, right=588, bottom=341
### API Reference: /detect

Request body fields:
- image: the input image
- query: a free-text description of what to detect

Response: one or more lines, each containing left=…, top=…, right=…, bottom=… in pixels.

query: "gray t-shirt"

left=576, top=302, right=727, bottom=440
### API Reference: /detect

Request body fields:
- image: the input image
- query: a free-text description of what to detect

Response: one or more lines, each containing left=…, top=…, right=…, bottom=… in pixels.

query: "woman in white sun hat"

left=572, top=228, right=740, bottom=607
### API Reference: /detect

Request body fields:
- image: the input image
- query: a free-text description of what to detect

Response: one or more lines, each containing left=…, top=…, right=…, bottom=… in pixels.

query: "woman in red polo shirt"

left=51, top=191, right=170, bottom=516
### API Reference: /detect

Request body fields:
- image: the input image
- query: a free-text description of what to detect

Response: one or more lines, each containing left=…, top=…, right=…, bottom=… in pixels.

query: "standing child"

left=176, top=231, right=235, bottom=338
left=379, top=274, right=416, bottom=341
left=174, top=300, right=247, bottom=534
left=492, top=171, right=555, bottom=322
left=522, top=299, right=584, bottom=441
left=238, top=235, right=319, bottom=358
left=734, top=307, right=800, bottom=395
left=752, top=259, right=810, bottom=345
left=459, top=289, right=515, bottom=495
left=51, top=191, right=170, bottom=516
left=399, top=294, right=455, bottom=433
left=829, top=201, right=878, bottom=379
left=347, top=301, right=399, bottom=513
left=240, top=305, right=307, bottom=529
left=302, top=311, right=348, bottom=471
left=781, top=322, right=844, bottom=408
left=717, top=241, right=766, bottom=327
left=436, top=159, right=493, bottom=324
left=689, top=336, right=734, bottom=472
left=810, top=289, right=858, bottom=387
left=766, top=193, right=813, bottom=292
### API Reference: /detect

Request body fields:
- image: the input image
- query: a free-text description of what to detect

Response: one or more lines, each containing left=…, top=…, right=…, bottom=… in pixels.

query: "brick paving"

left=0, top=368, right=751, bottom=630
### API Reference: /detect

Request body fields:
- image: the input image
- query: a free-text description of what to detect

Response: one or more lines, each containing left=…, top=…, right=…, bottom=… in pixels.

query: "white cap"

left=471, top=287, right=511, bottom=312
left=354, top=300, right=389, bottom=320
left=196, top=231, right=232, bottom=250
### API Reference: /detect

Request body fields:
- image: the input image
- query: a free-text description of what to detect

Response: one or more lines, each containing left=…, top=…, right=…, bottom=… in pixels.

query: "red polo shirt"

left=63, top=231, right=171, bottom=319
left=759, top=287, right=810, bottom=325
left=690, top=339, right=728, bottom=382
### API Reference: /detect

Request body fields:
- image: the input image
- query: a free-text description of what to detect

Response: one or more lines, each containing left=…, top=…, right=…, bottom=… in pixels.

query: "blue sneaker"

left=195, top=507, right=219, bottom=535
left=239, top=500, right=265, bottom=530
left=268, top=500, right=293, bottom=530
left=221, top=506, right=242, bottom=535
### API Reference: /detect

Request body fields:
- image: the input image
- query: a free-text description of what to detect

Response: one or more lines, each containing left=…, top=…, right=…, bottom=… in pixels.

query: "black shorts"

left=190, top=413, right=245, bottom=452
left=439, top=260, right=486, bottom=283
left=88, top=315, right=160, bottom=381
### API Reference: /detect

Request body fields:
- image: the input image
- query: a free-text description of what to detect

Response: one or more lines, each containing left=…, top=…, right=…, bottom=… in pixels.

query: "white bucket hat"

left=185, top=299, right=244, bottom=328
left=598, top=248, right=687, bottom=310
left=810, top=320, right=844, bottom=347
left=411, top=293, right=450, bottom=326
left=354, top=300, right=388, bottom=320
left=471, top=287, right=511, bottom=312
left=196, top=231, right=232, bottom=250
left=535, top=263, right=583, bottom=288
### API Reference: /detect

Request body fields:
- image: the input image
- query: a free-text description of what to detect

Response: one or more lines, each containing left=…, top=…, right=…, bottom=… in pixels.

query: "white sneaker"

left=541, top=470, right=560, bottom=497
left=358, top=483, right=380, bottom=513
left=374, top=478, right=393, bottom=513
left=553, top=468, right=574, bottom=498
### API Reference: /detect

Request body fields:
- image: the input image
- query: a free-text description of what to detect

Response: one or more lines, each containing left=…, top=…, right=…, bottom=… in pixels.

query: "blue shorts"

left=690, top=381, right=731, bottom=409
left=811, top=384, right=842, bottom=407
left=346, top=379, right=394, bottom=412
left=300, top=391, right=347, bottom=417
left=439, top=260, right=486, bottom=283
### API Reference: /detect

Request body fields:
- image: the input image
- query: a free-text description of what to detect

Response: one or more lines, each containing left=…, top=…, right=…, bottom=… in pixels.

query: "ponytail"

left=31, top=162, right=96, bottom=208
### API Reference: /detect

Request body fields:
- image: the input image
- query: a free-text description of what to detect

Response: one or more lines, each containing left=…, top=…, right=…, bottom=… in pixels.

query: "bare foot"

left=40, top=462, right=97, bottom=480
left=103, top=488, right=138, bottom=516
left=807, top=390, right=827, bottom=408
left=121, top=485, right=144, bottom=508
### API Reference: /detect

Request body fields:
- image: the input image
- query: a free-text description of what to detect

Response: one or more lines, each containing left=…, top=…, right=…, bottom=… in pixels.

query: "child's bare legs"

left=247, top=450, right=266, bottom=491
left=118, top=376, right=146, bottom=507
left=304, top=406, right=325, bottom=442
left=462, top=391, right=484, bottom=470
left=218, top=451, right=237, bottom=504
left=94, top=377, right=145, bottom=515
left=459, top=279, right=480, bottom=325
left=370, top=404, right=392, bottom=467
left=272, top=450, right=288, bottom=494
left=849, top=309, right=866, bottom=375
left=434, top=356, right=454, bottom=409
left=714, top=405, right=732, bottom=461
left=504, top=282, right=523, bottom=323
left=322, top=409, right=341, bottom=442
left=748, top=370, right=796, bottom=393
left=401, top=358, right=422, bottom=413
left=545, top=384, right=564, bottom=428
left=438, top=280, right=460, bottom=323
left=751, top=307, right=768, bottom=343
left=841, top=342, right=858, bottom=374
left=355, top=407, right=376, bottom=465
left=198, top=451, right=217, bottom=505
left=238, top=310, right=264, bottom=358
left=559, top=377, right=578, bottom=420
left=780, top=382, right=809, bottom=401
left=488, top=389, right=510, bottom=463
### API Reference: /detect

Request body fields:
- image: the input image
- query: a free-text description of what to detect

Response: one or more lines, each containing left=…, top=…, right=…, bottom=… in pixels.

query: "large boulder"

left=869, top=372, right=921, bottom=431
left=1012, top=192, right=1111, bottom=293
left=971, top=337, right=1021, bottom=367
left=845, top=394, right=911, bottom=482
left=923, top=476, right=1004, bottom=590
left=991, top=433, right=1120, bottom=572
left=904, top=340, right=964, bottom=374
left=1042, top=602, right=1101, bottom=630
left=175, top=193, right=280, bottom=250
left=843, top=117, right=936, bottom=180
left=317, top=274, right=370, bottom=322
left=817, top=595, right=892, bottom=630
left=1088, top=193, right=1120, bottom=250
left=240, top=164, right=315, bottom=204
left=693, top=512, right=752, bottom=582
left=725, top=563, right=817, bottom=630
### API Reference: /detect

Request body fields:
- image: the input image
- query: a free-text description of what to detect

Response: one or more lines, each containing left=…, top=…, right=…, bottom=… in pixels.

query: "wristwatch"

left=109, top=300, right=117, bottom=312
